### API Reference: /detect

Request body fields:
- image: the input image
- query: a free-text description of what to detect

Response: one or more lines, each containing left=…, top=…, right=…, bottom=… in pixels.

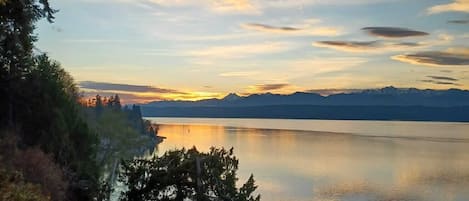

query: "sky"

left=36, top=0, right=469, bottom=103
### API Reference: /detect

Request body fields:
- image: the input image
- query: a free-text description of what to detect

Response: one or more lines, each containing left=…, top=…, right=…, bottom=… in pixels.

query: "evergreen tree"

left=114, top=94, right=122, bottom=110
left=119, top=147, right=260, bottom=201
left=0, top=0, right=56, bottom=127
left=96, top=94, right=103, bottom=117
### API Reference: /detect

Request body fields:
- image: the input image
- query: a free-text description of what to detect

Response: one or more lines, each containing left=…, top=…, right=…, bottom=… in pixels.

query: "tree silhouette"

left=0, top=0, right=57, bottom=127
left=119, top=147, right=261, bottom=201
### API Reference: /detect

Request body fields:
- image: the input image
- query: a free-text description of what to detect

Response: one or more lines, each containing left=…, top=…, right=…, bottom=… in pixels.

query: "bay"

left=147, top=117, right=469, bottom=201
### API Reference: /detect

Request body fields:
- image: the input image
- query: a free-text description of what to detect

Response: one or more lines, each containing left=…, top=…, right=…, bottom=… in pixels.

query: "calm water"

left=147, top=117, right=469, bottom=201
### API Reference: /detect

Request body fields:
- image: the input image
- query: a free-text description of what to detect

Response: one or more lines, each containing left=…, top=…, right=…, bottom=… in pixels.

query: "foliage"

left=0, top=133, right=64, bottom=201
left=0, top=0, right=56, bottom=127
left=83, top=95, right=159, bottom=188
left=1, top=53, right=100, bottom=200
left=12, top=147, right=68, bottom=201
left=0, top=169, right=50, bottom=201
left=118, top=147, right=261, bottom=201
left=0, top=1, right=101, bottom=199
left=23, top=55, right=99, bottom=200
left=93, top=109, right=151, bottom=169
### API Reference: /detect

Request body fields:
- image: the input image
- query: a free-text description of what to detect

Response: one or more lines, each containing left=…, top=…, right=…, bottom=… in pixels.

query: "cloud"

left=240, top=22, right=341, bottom=36
left=427, top=0, right=469, bottom=14
left=253, top=0, right=400, bottom=10
left=392, top=48, right=469, bottom=67
left=362, top=27, right=429, bottom=38
left=79, top=81, right=222, bottom=102
left=241, top=23, right=301, bottom=33
left=313, top=40, right=423, bottom=53
left=420, top=75, right=460, bottom=86
left=448, top=19, right=469, bottom=24
left=437, top=33, right=454, bottom=42
left=187, top=42, right=294, bottom=59
left=306, top=88, right=364, bottom=96
left=219, top=71, right=260, bottom=77
left=82, top=91, right=165, bottom=104
left=420, top=79, right=460, bottom=86
left=153, top=32, right=261, bottom=42
left=426, top=75, right=458, bottom=81
left=79, top=81, right=186, bottom=94
left=251, top=83, right=290, bottom=91
left=62, top=39, right=129, bottom=43
left=241, top=24, right=340, bottom=36
left=210, top=0, right=259, bottom=14
left=84, top=0, right=395, bottom=15
left=140, top=0, right=260, bottom=14
left=216, top=57, right=367, bottom=84
left=289, top=57, right=368, bottom=76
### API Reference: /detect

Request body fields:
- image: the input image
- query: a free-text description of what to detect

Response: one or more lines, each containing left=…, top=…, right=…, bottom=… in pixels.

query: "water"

left=146, top=117, right=469, bottom=201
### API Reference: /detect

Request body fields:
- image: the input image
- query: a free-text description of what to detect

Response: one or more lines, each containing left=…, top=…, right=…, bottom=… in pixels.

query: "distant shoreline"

left=145, top=116, right=469, bottom=124
left=142, top=105, right=469, bottom=123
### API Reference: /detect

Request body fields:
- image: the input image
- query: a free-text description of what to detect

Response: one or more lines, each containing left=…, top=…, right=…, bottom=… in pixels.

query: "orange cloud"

left=427, top=0, right=469, bottom=14
left=79, top=81, right=223, bottom=103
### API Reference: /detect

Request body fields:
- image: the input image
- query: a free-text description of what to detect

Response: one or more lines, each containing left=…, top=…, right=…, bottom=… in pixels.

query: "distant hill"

left=141, top=87, right=469, bottom=122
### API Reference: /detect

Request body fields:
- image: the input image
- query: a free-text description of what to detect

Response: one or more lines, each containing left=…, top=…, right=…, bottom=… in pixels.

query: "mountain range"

left=144, top=86, right=469, bottom=107
left=141, top=87, right=469, bottom=122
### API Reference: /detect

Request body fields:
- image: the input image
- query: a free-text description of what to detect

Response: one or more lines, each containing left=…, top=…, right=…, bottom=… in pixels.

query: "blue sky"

left=36, top=0, right=469, bottom=103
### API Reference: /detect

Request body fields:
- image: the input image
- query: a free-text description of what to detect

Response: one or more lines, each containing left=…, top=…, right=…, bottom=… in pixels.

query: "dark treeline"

left=0, top=0, right=99, bottom=200
left=0, top=1, right=260, bottom=201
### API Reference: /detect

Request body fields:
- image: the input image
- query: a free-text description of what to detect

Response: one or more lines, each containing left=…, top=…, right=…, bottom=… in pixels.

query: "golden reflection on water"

left=155, top=123, right=469, bottom=201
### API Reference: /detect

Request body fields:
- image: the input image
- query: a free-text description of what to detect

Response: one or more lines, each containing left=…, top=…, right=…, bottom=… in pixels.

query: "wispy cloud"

left=219, top=71, right=260, bottom=77
left=420, top=79, right=460, bottom=86
left=244, top=83, right=295, bottom=94
left=290, top=57, right=368, bottom=77
left=82, top=91, right=165, bottom=104
left=420, top=75, right=460, bottom=86
left=79, top=81, right=223, bottom=102
left=103, top=0, right=396, bottom=14
left=136, top=0, right=260, bottom=14
left=362, top=27, right=429, bottom=38
left=241, top=23, right=341, bottom=36
left=186, top=42, right=295, bottom=59
left=426, top=75, right=458, bottom=81
left=158, top=32, right=260, bottom=42
left=447, top=19, right=469, bottom=24
left=306, top=88, right=364, bottom=96
left=241, top=23, right=301, bottom=33
left=61, top=39, right=129, bottom=43
left=256, top=0, right=399, bottom=9
left=210, top=0, right=259, bottom=14
left=313, top=40, right=423, bottom=53
left=217, top=57, right=368, bottom=83
left=252, top=83, right=290, bottom=91
left=79, top=81, right=186, bottom=94
left=427, top=0, right=469, bottom=14
left=392, top=48, right=469, bottom=67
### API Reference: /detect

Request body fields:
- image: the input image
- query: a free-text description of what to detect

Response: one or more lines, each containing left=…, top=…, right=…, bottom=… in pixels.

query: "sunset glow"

left=37, top=0, right=469, bottom=103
